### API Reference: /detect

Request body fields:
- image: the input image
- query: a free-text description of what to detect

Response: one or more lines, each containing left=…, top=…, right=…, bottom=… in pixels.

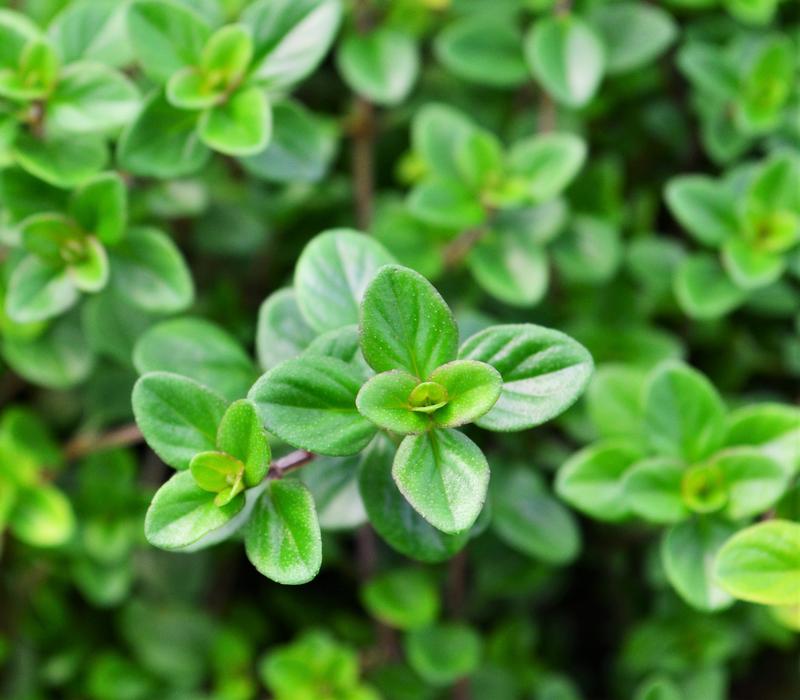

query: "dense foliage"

left=0, top=0, right=798, bottom=699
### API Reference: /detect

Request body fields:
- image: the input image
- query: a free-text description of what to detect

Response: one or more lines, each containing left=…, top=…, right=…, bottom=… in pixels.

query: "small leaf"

left=623, top=457, right=688, bottom=524
left=248, top=356, right=376, bottom=456
left=255, top=287, right=316, bottom=370
left=407, top=179, right=485, bottom=230
left=358, top=435, right=469, bottom=562
left=200, top=23, right=253, bottom=86
left=68, top=236, right=109, bottom=293
left=428, top=360, right=501, bottom=428
left=337, top=27, right=418, bottom=106
left=134, top=316, right=256, bottom=401
left=661, top=518, right=735, bottom=612
left=70, top=171, right=127, bottom=245
left=166, top=66, right=223, bottom=109
left=643, top=361, right=726, bottom=463
left=674, top=254, right=745, bottom=320
left=715, top=520, right=800, bottom=605
left=412, top=102, right=480, bottom=181
left=132, top=371, right=227, bottom=470
left=664, top=175, right=738, bottom=247
left=713, top=449, right=787, bottom=520
left=721, top=238, right=784, bottom=290
left=525, top=15, right=605, bottom=108
left=294, top=229, right=396, bottom=333
left=459, top=323, right=593, bottom=432
left=9, top=485, right=75, bottom=547
left=244, top=479, right=322, bottom=585
left=6, top=255, right=77, bottom=323
left=356, top=370, right=429, bottom=435
left=189, top=450, right=243, bottom=493
left=144, top=470, right=244, bottom=549
left=405, top=623, right=482, bottom=686
left=507, top=133, right=587, bottom=203
left=109, top=227, right=194, bottom=313
left=392, top=429, right=489, bottom=534
left=217, top=399, right=271, bottom=487
left=198, top=86, right=271, bottom=157
left=361, top=568, right=439, bottom=630
left=360, top=264, right=458, bottom=379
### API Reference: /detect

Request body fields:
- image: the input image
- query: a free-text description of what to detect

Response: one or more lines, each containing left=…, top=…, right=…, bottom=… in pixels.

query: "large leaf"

left=392, top=429, right=489, bottom=534
left=715, top=520, right=800, bottom=605
left=144, top=471, right=244, bottom=549
left=134, top=317, right=256, bottom=401
left=459, top=324, right=593, bottom=431
left=244, top=479, right=322, bottom=585
left=294, top=229, right=395, bottom=333
left=248, top=356, right=376, bottom=456
left=132, top=371, right=227, bottom=470
left=360, top=264, right=458, bottom=379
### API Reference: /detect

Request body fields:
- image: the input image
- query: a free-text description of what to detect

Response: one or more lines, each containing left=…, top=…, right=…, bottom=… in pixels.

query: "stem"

left=352, top=97, right=375, bottom=230
left=443, top=225, right=488, bottom=269
left=64, top=423, right=143, bottom=460
left=268, top=449, right=315, bottom=478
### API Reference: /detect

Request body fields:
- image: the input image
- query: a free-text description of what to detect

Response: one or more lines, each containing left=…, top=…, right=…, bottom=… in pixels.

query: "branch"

left=268, top=449, right=315, bottom=478
left=352, top=97, right=376, bottom=230
left=64, top=423, right=143, bottom=460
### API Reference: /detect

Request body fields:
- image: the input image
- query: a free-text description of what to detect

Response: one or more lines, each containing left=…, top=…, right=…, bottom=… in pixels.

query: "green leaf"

left=13, top=131, right=107, bottom=188
left=407, top=178, right=485, bottom=230
left=244, top=479, right=322, bottom=585
left=6, top=255, right=77, bottom=323
left=361, top=568, right=439, bottom=630
left=0, top=9, right=40, bottom=70
left=643, top=361, right=726, bottom=463
left=623, top=457, right=689, bottom=524
left=427, top=360, right=501, bottom=428
left=459, top=323, right=593, bottom=432
left=134, top=317, right=255, bottom=401
left=70, top=172, right=126, bottom=245
left=144, top=471, right=244, bottom=549
left=715, top=520, right=800, bottom=605
left=412, top=102, right=480, bottom=181
left=82, top=290, right=155, bottom=366
left=47, top=63, right=139, bottom=134
left=664, top=175, right=738, bottom=247
left=299, top=453, right=366, bottom=530
left=721, top=238, right=784, bottom=290
left=200, top=23, right=253, bottom=86
left=68, top=236, right=109, bottom=293
left=552, top=214, right=621, bottom=285
left=337, top=27, right=418, bottom=106
left=634, top=676, right=684, bottom=700
left=166, top=66, right=223, bottom=109
left=0, top=38, right=58, bottom=100
left=358, top=435, right=469, bottom=562
left=304, top=324, right=366, bottom=372
left=674, top=254, right=745, bottom=320
left=360, top=264, right=458, bottom=379
left=712, top=449, right=787, bottom=520
left=198, top=86, right=271, bottom=157
left=118, top=90, right=210, bottom=178
left=435, top=15, right=527, bottom=88
left=524, top=15, right=605, bottom=108
left=126, top=0, right=210, bottom=83
left=216, top=399, right=271, bottom=488
left=356, top=370, right=429, bottom=435
left=132, top=371, right=227, bottom=470
left=393, top=428, right=489, bottom=534
left=294, top=229, right=395, bottom=333
left=9, top=486, right=75, bottom=547
left=507, top=133, right=587, bottom=203
left=189, top=451, right=244, bottom=504
left=109, top=227, right=194, bottom=313
left=661, top=518, right=735, bottom=611
left=256, top=288, right=316, bottom=369
left=405, top=623, right=482, bottom=686
left=49, top=0, right=132, bottom=68
left=724, top=403, right=800, bottom=476
left=588, top=2, right=677, bottom=74
left=241, top=99, right=337, bottom=183
left=736, top=36, right=794, bottom=134
left=557, top=440, right=644, bottom=522
left=248, top=356, right=376, bottom=456
left=585, top=364, right=646, bottom=439
left=492, top=467, right=580, bottom=565
left=1, top=311, right=93, bottom=389
left=242, top=0, right=341, bottom=89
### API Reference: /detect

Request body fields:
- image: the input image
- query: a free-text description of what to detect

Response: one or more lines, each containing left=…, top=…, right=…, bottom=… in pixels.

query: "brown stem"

left=352, top=97, right=375, bottom=230
left=538, top=90, right=557, bottom=134
left=64, top=423, right=143, bottom=461
left=268, top=449, right=315, bottom=478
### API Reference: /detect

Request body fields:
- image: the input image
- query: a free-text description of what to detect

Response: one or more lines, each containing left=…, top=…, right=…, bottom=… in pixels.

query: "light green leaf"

left=664, top=175, right=739, bottom=247
left=721, top=238, right=784, bottom=290
left=294, top=229, right=395, bottom=333
left=585, top=364, right=646, bottom=439
left=360, top=264, right=458, bottom=379
left=144, top=471, right=244, bottom=549
left=337, top=27, right=418, bottom=105
left=643, top=361, right=726, bottom=463
left=248, top=356, right=376, bottom=456
left=524, top=15, right=606, bottom=108
left=715, top=520, right=800, bottom=605
left=200, top=23, right=253, bottom=85
left=198, top=86, right=271, bottom=157
left=661, top=518, right=735, bottom=611
left=674, top=254, right=745, bottom=320
left=118, top=90, right=210, bottom=178
left=109, top=227, right=194, bottom=313
left=459, top=323, right=593, bottom=432
left=189, top=451, right=244, bottom=506
left=358, top=435, right=469, bottom=562
left=244, top=479, right=322, bottom=584
left=713, top=449, right=787, bottom=520
left=508, top=133, right=586, bottom=203
left=724, top=403, right=800, bottom=476
left=68, top=236, right=109, bottom=293
left=407, top=178, right=485, bottom=230
left=428, top=360, right=501, bottom=428
left=70, top=171, right=126, bottom=245
left=556, top=440, right=645, bottom=522
left=623, top=457, right=688, bottom=524
left=435, top=15, right=527, bottom=88
left=132, top=371, right=227, bottom=470
left=134, top=317, right=255, bottom=401
left=216, top=399, right=271, bottom=488
left=412, top=102, right=480, bottom=181
left=256, top=288, right=316, bottom=370
left=6, top=255, right=77, bottom=323
left=492, top=466, right=580, bottom=565
left=13, top=131, right=107, bottom=188
left=392, top=428, right=489, bottom=534
left=166, top=67, right=223, bottom=109
left=9, top=486, right=75, bottom=547
left=49, top=0, right=132, bottom=67
left=405, top=623, right=482, bottom=686
left=356, top=370, right=429, bottom=435
left=361, top=568, right=439, bottom=630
